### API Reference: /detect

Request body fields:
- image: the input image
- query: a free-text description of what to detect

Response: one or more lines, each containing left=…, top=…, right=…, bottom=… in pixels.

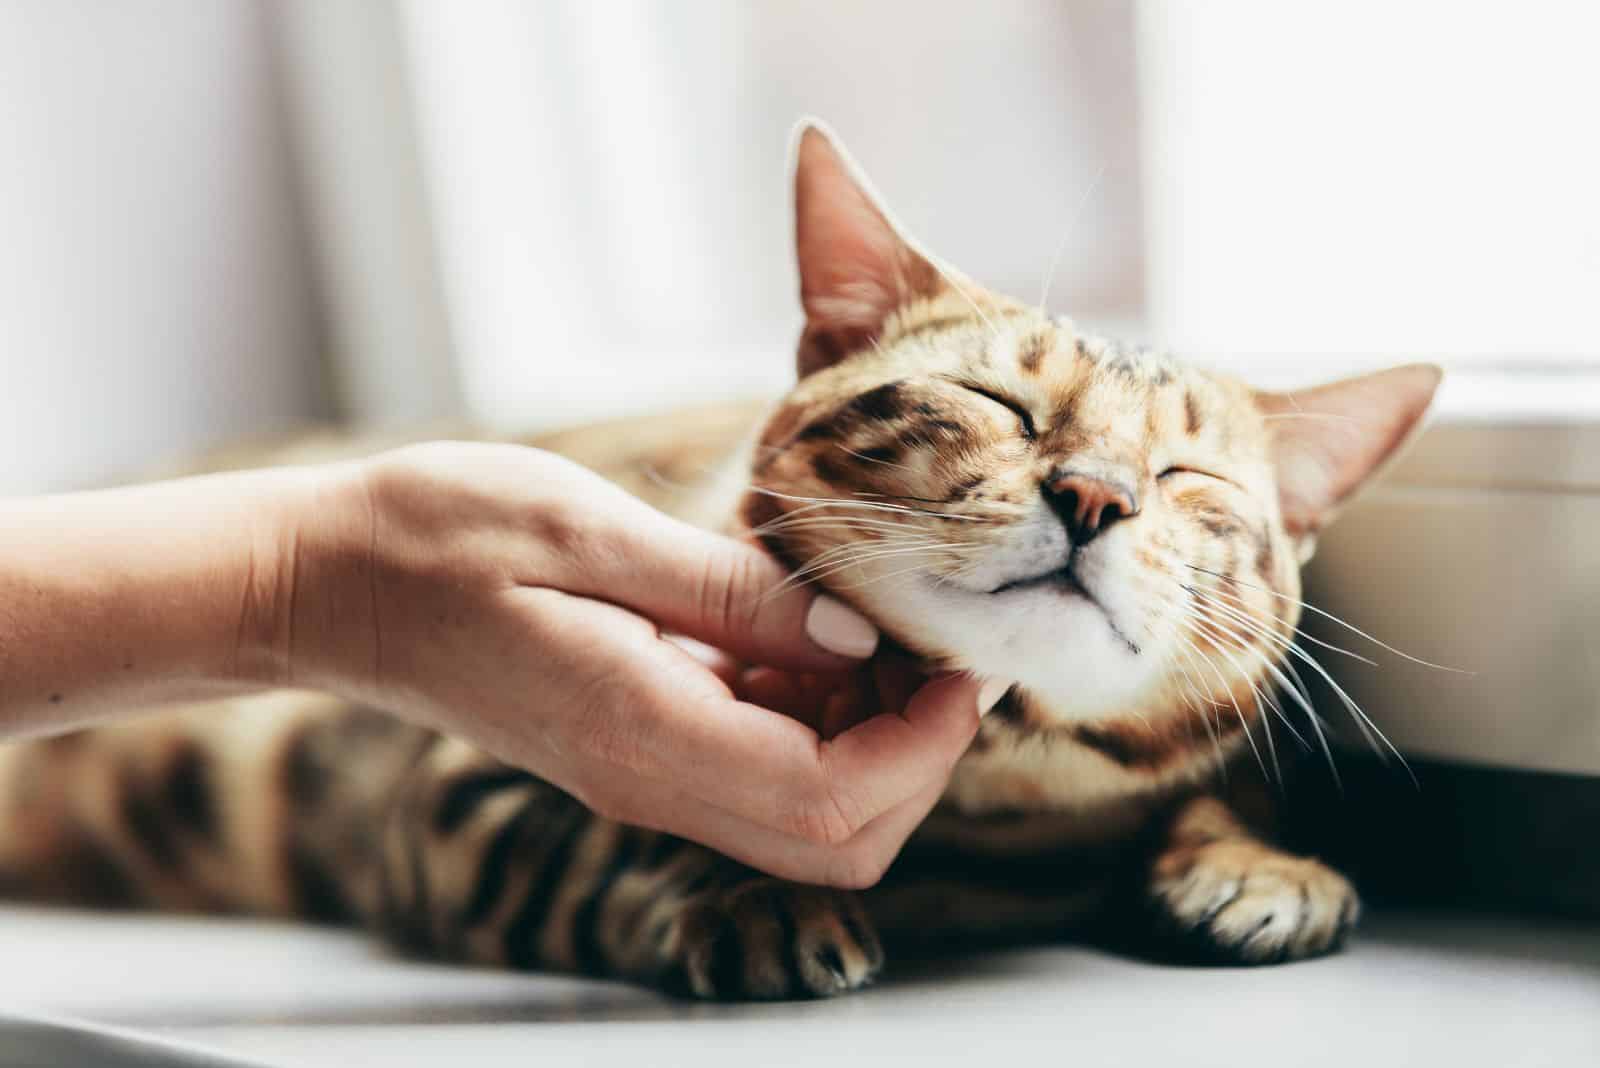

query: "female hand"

left=269, top=441, right=1002, bottom=887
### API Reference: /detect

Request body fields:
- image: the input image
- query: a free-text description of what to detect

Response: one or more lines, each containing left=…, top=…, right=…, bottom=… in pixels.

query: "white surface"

left=0, top=905, right=1594, bottom=1067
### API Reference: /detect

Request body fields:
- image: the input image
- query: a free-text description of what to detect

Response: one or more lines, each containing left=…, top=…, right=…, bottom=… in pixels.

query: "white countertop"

left=0, top=904, right=1594, bottom=1067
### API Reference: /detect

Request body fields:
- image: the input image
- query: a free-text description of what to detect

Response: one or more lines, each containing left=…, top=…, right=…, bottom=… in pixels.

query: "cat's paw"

left=1148, top=840, right=1359, bottom=963
left=661, top=879, right=883, bottom=1000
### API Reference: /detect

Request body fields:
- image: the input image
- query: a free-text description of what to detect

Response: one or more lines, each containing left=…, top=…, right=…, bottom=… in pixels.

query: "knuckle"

left=524, top=498, right=596, bottom=564
left=524, top=500, right=634, bottom=587
left=823, top=843, right=893, bottom=890
left=696, top=549, right=763, bottom=638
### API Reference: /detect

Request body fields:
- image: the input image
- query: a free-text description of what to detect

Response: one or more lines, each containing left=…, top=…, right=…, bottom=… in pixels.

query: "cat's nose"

left=1045, top=470, right=1140, bottom=544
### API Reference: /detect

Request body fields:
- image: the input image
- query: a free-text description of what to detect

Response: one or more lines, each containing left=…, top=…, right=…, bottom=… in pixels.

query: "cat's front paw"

left=662, top=879, right=883, bottom=1000
left=1148, top=840, right=1359, bottom=963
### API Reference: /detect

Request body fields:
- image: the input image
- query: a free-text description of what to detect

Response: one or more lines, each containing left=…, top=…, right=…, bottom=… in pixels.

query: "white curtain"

left=388, top=0, right=1145, bottom=430
left=282, top=1, right=1600, bottom=431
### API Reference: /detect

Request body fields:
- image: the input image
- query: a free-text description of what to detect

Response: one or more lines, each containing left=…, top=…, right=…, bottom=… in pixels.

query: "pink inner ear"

left=792, top=125, right=939, bottom=376
left=798, top=180, right=904, bottom=330
left=1257, top=364, right=1443, bottom=536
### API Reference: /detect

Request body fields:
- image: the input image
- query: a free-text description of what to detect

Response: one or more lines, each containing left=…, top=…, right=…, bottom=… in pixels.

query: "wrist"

left=0, top=465, right=355, bottom=726
left=234, top=459, right=378, bottom=695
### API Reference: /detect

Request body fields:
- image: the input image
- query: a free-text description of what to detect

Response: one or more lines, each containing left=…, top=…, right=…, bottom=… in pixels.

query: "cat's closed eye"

left=958, top=384, right=1038, bottom=441
left=1158, top=465, right=1230, bottom=485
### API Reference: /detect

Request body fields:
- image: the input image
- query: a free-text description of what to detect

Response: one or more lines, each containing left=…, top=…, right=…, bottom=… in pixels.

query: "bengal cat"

left=0, top=124, right=1440, bottom=999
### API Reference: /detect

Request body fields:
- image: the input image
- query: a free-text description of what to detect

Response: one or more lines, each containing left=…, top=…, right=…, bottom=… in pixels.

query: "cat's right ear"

left=792, top=121, right=944, bottom=378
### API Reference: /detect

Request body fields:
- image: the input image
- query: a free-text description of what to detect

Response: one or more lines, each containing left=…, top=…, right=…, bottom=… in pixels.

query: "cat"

left=0, top=122, right=1440, bottom=999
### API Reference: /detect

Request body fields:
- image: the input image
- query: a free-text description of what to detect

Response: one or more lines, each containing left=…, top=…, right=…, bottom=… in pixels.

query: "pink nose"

left=1046, top=471, right=1139, bottom=544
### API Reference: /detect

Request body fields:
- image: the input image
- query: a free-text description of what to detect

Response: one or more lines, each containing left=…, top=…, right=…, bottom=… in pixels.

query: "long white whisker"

left=1170, top=633, right=1229, bottom=773
left=838, top=445, right=917, bottom=473
left=1172, top=616, right=1267, bottom=781
left=924, top=256, right=1002, bottom=341
left=1181, top=602, right=1309, bottom=753
left=1203, top=580, right=1379, bottom=667
left=764, top=541, right=947, bottom=599
left=781, top=539, right=948, bottom=578
left=1037, top=162, right=1106, bottom=313
left=750, top=484, right=991, bottom=523
left=1178, top=588, right=1317, bottom=749
left=836, top=559, right=946, bottom=593
left=1188, top=584, right=1414, bottom=786
left=753, top=515, right=924, bottom=538
left=1187, top=564, right=1470, bottom=674
left=1178, top=613, right=1284, bottom=783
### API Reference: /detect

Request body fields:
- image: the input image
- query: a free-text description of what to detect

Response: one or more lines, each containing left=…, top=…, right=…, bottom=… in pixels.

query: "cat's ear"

left=1256, top=363, right=1442, bottom=561
left=792, top=121, right=946, bottom=378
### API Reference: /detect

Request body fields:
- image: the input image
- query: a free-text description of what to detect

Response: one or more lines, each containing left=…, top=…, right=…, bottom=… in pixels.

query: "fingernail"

left=805, top=595, right=879, bottom=658
left=977, top=677, right=1012, bottom=717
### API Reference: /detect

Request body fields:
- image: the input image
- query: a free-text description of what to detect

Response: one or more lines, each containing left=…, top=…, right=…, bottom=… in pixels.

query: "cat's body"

left=0, top=125, right=1437, bottom=998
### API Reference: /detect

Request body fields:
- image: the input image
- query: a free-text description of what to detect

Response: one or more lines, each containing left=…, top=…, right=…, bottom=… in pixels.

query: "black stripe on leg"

left=461, top=793, right=544, bottom=926
left=504, top=808, right=590, bottom=970
left=636, top=831, right=679, bottom=870
left=572, top=827, right=644, bottom=976
left=434, top=767, right=538, bottom=834
left=165, top=743, right=217, bottom=846
left=289, top=841, right=353, bottom=923
left=705, top=912, right=745, bottom=999
left=772, top=888, right=806, bottom=997
left=120, top=769, right=181, bottom=870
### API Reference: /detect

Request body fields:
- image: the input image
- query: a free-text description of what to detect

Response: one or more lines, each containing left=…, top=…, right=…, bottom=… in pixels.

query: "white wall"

left=0, top=0, right=324, bottom=495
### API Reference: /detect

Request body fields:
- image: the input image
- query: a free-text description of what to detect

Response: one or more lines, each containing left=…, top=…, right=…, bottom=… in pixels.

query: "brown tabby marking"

left=1184, top=389, right=1204, bottom=436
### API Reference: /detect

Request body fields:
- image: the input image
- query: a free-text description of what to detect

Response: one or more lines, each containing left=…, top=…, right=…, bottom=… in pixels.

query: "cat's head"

left=745, top=123, right=1440, bottom=734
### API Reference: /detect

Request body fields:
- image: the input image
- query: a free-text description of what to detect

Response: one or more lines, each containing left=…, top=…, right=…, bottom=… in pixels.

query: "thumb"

left=566, top=503, right=880, bottom=670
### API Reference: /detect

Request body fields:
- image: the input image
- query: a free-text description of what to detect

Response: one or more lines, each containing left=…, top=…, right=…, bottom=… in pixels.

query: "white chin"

left=877, top=580, right=1156, bottom=722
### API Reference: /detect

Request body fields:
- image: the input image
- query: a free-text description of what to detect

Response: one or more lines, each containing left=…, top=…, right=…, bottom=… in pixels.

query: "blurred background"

left=4, top=0, right=1596, bottom=498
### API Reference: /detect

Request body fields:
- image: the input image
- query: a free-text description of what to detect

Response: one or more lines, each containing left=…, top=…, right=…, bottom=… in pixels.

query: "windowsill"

left=467, top=342, right=1600, bottom=487
left=1204, top=361, right=1600, bottom=424
left=1198, top=362, right=1600, bottom=492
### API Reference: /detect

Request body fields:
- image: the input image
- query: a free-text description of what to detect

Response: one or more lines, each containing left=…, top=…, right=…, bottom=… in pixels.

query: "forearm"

left=0, top=466, right=341, bottom=736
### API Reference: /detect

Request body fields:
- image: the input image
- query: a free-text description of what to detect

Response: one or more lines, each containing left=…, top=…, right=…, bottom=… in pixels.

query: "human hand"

left=269, top=442, right=1004, bottom=887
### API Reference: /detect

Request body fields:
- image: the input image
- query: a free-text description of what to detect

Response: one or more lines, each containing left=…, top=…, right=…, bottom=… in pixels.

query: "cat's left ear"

left=1256, top=363, right=1443, bottom=561
left=792, top=120, right=951, bottom=378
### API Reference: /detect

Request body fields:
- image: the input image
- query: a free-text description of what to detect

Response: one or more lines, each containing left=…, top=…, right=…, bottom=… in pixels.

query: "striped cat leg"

left=0, top=692, right=370, bottom=916
left=1141, top=795, right=1359, bottom=962
left=376, top=740, right=883, bottom=999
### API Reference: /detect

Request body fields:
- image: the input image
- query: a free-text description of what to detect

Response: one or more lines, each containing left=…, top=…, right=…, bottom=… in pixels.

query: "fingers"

left=661, top=634, right=742, bottom=687
left=615, top=774, right=952, bottom=888
left=617, top=630, right=991, bottom=847
left=800, top=673, right=990, bottom=838
left=626, top=524, right=879, bottom=667
left=531, top=483, right=880, bottom=670
left=503, top=588, right=995, bottom=881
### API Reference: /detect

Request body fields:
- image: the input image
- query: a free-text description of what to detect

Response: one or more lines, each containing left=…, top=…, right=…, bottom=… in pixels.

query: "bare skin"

left=0, top=441, right=1000, bottom=887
